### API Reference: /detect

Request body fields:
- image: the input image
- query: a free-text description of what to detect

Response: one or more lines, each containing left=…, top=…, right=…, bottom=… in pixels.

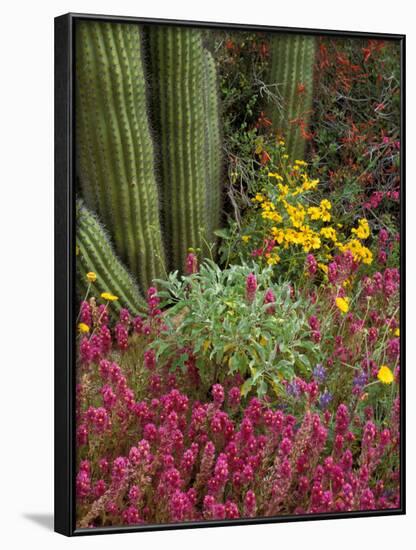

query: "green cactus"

left=202, top=49, right=223, bottom=243
left=269, top=34, right=316, bottom=161
left=75, top=21, right=166, bottom=291
left=76, top=200, right=146, bottom=315
left=148, top=26, right=222, bottom=271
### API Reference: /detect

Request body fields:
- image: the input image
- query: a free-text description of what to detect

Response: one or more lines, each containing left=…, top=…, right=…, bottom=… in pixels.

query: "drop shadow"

left=23, top=513, right=54, bottom=531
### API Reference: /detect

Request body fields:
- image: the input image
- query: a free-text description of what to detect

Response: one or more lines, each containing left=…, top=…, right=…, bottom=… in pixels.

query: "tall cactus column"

left=76, top=21, right=166, bottom=291
left=269, top=34, right=316, bottom=162
left=149, top=26, right=222, bottom=271
left=202, top=50, right=222, bottom=244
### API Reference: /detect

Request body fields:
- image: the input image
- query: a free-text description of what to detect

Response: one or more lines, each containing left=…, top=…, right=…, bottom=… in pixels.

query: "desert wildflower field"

left=74, top=21, right=401, bottom=528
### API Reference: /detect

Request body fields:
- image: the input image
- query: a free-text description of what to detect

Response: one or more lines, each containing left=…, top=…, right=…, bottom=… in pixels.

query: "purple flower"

left=264, top=288, right=276, bottom=314
left=306, top=254, right=318, bottom=276
left=245, top=273, right=257, bottom=303
left=286, top=380, right=301, bottom=398
left=313, top=364, right=326, bottom=383
left=212, top=384, right=225, bottom=406
left=144, top=348, right=156, bottom=370
left=353, top=371, right=368, bottom=389
left=319, top=391, right=333, bottom=410
left=185, top=253, right=199, bottom=275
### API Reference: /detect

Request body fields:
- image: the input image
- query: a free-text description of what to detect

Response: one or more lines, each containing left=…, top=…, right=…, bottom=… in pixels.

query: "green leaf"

left=297, top=354, right=311, bottom=368
left=229, top=354, right=240, bottom=374
left=241, top=378, right=253, bottom=397
left=257, top=379, right=268, bottom=398
left=213, top=228, right=231, bottom=239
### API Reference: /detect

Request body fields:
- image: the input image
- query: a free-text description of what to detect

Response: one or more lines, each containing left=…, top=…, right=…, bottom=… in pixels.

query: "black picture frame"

left=54, top=12, right=406, bottom=536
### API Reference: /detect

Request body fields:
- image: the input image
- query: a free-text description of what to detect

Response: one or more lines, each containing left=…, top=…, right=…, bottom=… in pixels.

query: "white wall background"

left=0, top=0, right=412, bottom=548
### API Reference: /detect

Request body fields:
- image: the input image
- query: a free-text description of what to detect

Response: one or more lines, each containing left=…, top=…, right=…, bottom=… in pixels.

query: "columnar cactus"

left=202, top=49, right=223, bottom=243
left=148, top=26, right=222, bottom=271
left=76, top=201, right=146, bottom=315
left=269, top=34, right=316, bottom=161
left=75, top=21, right=166, bottom=291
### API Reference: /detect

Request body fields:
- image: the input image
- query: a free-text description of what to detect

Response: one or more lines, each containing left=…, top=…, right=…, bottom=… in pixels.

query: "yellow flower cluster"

left=78, top=322, right=90, bottom=334
left=351, top=218, right=370, bottom=240
left=248, top=159, right=374, bottom=269
left=271, top=226, right=321, bottom=253
left=377, top=365, right=394, bottom=385
left=86, top=271, right=97, bottom=283
left=338, top=239, right=373, bottom=265
left=265, top=251, right=281, bottom=265
left=335, top=296, right=349, bottom=314
left=320, top=226, right=337, bottom=241
left=307, top=199, right=332, bottom=222
left=101, top=292, right=119, bottom=302
left=252, top=163, right=330, bottom=255
left=283, top=200, right=305, bottom=228
left=329, top=218, right=373, bottom=264
left=259, top=200, right=283, bottom=224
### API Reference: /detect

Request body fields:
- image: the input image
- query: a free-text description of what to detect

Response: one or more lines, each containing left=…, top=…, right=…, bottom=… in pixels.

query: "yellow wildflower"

left=377, top=365, right=394, bottom=385
left=320, top=226, right=337, bottom=241
left=268, top=172, right=283, bottom=181
left=78, top=322, right=90, bottom=334
left=335, top=296, right=349, bottom=314
left=242, top=235, right=251, bottom=243
left=352, top=218, right=370, bottom=240
left=285, top=203, right=305, bottom=228
left=308, top=206, right=321, bottom=220
left=315, top=199, right=332, bottom=222
left=266, top=252, right=280, bottom=265
left=301, top=178, right=319, bottom=192
left=298, top=225, right=321, bottom=252
left=261, top=201, right=276, bottom=212
left=342, top=239, right=373, bottom=265
left=101, top=292, right=119, bottom=302
left=394, top=328, right=400, bottom=337
left=86, top=271, right=97, bottom=283
left=271, top=227, right=285, bottom=244
left=360, top=247, right=373, bottom=265
left=277, top=183, right=289, bottom=197
left=342, top=278, right=352, bottom=289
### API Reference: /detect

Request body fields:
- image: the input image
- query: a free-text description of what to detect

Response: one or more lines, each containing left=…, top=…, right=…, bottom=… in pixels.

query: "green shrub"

left=152, top=260, right=320, bottom=398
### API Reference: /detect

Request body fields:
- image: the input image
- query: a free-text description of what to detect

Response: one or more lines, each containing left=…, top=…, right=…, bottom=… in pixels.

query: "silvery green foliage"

left=153, top=260, right=320, bottom=398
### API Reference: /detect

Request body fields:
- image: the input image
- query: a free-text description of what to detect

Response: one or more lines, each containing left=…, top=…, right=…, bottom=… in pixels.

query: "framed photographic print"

left=55, top=12, right=405, bottom=536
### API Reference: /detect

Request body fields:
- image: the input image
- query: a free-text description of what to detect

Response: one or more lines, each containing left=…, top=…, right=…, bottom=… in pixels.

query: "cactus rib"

left=202, top=49, right=222, bottom=243
left=76, top=201, right=146, bottom=315
left=269, top=34, right=316, bottom=161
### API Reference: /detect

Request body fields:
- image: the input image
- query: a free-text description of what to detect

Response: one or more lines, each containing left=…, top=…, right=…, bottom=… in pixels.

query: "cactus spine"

left=149, top=27, right=222, bottom=271
left=76, top=201, right=146, bottom=315
left=269, top=34, right=316, bottom=161
left=76, top=21, right=166, bottom=291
